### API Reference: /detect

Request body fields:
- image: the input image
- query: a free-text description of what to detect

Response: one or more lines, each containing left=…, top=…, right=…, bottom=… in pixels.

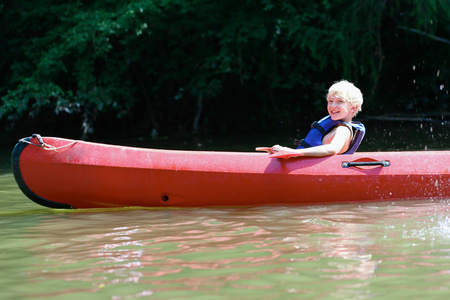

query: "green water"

left=1, top=120, right=449, bottom=299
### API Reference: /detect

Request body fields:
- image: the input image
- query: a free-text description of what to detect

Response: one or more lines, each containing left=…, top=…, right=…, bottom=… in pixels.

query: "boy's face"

left=327, top=95, right=357, bottom=122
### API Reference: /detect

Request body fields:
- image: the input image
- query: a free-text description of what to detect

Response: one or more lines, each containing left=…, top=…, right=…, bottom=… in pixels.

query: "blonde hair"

left=327, top=80, right=363, bottom=115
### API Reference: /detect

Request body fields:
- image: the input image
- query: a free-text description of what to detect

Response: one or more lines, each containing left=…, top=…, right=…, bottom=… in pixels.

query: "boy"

left=265, top=80, right=364, bottom=158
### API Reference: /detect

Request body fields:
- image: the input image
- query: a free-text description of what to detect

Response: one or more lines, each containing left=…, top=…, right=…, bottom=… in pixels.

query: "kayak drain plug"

left=162, top=195, right=169, bottom=202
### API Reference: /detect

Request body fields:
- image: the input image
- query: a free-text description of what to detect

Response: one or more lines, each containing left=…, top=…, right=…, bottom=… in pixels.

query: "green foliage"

left=0, top=0, right=448, bottom=139
left=1, top=1, right=139, bottom=138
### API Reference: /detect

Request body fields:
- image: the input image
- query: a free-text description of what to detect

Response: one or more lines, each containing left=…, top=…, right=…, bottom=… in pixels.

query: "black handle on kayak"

left=342, top=160, right=390, bottom=168
left=31, top=133, right=45, bottom=147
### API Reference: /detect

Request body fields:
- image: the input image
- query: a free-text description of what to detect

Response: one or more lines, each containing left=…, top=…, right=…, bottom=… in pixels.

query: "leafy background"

left=1, top=0, right=449, bottom=143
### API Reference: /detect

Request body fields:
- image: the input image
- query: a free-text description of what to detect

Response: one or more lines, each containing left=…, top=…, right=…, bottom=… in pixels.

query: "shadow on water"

left=1, top=118, right=449, bottom=172
left=359, top=118, right=450, bottom=151
left=113, top=118, right=450, bottom=152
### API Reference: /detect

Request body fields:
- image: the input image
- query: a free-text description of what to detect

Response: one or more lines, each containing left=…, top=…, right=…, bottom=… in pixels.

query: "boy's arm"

left=270, top=126, right=352, bottom=158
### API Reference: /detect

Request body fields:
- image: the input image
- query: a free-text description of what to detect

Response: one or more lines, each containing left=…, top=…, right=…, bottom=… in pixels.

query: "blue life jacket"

left=295, top=115, right=365, bottom=154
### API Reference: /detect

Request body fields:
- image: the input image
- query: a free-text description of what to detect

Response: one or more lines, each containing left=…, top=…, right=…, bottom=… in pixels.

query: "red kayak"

left=11, top=134, right=450, bottom=209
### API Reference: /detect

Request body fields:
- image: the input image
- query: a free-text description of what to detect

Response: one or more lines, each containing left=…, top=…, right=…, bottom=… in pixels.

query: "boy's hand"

left=256, top=145, right=304, bottom=159
left=269, top=146, right=304, bottom=159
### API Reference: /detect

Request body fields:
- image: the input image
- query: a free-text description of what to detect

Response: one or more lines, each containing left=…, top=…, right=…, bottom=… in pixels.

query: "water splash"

left=436, top=215, right=450, bottom=240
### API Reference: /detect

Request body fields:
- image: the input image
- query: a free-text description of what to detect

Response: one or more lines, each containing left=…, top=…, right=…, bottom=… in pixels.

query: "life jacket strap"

left=311, top=121, right=326, bottom=134
left=294, top=139, right=313, bottom=148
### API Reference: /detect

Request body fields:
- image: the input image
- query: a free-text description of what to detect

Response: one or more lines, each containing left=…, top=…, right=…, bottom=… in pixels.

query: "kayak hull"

left=11, top=136, right=450, bottom=209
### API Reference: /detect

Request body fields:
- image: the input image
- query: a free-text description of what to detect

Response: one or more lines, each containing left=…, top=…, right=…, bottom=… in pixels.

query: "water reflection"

left=16, top=200, right=450, bottom=299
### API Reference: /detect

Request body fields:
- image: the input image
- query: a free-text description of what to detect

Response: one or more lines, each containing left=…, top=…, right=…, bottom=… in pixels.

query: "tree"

left=1, top=0, right=449, bottom=140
